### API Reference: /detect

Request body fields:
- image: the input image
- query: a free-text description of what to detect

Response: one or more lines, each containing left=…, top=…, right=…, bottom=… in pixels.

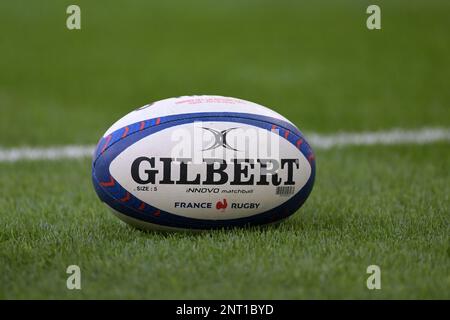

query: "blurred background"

left=1, top=0, right=449, bottom=146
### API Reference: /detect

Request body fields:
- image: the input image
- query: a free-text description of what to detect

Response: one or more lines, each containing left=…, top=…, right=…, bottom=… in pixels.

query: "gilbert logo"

left=216, top=199, right=228, bottom=211
left=202, top=127, right=239, bottom=151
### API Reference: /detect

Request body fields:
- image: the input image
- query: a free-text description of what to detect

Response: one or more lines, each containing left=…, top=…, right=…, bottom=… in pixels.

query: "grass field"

left=0, top=0, right=449, bottom=299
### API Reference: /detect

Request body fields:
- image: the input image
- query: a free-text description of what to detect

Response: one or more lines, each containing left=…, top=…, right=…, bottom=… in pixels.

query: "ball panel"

left=103, top=95, right=296, bottom=137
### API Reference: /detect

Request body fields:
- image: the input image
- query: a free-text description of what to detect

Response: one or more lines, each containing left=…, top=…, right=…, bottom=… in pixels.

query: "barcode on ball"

left=275, top=186, right=295, bottom=196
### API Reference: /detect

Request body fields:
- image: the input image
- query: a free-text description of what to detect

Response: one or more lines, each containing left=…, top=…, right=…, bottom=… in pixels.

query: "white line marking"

left=0, top=145, right=96, bottom=162
left=0, top=127, right=449, bottom=162
left=307, top=127, right=450, bottom=150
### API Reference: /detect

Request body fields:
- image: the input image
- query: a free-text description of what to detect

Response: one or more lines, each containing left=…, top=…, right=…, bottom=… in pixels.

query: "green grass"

left=0, top=144, right=448, bottom=299
left=1, top=0, right=450, bottom=146
left=0, top=0, right=449, bottom=299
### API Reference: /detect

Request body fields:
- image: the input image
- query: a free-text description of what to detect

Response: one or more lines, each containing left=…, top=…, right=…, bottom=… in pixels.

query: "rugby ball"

left=92, top=95, right=315, bottom=231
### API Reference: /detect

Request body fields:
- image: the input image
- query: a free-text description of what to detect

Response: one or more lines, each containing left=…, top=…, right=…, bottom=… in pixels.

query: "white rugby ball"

left=92, top=95, right=315, bottom=231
